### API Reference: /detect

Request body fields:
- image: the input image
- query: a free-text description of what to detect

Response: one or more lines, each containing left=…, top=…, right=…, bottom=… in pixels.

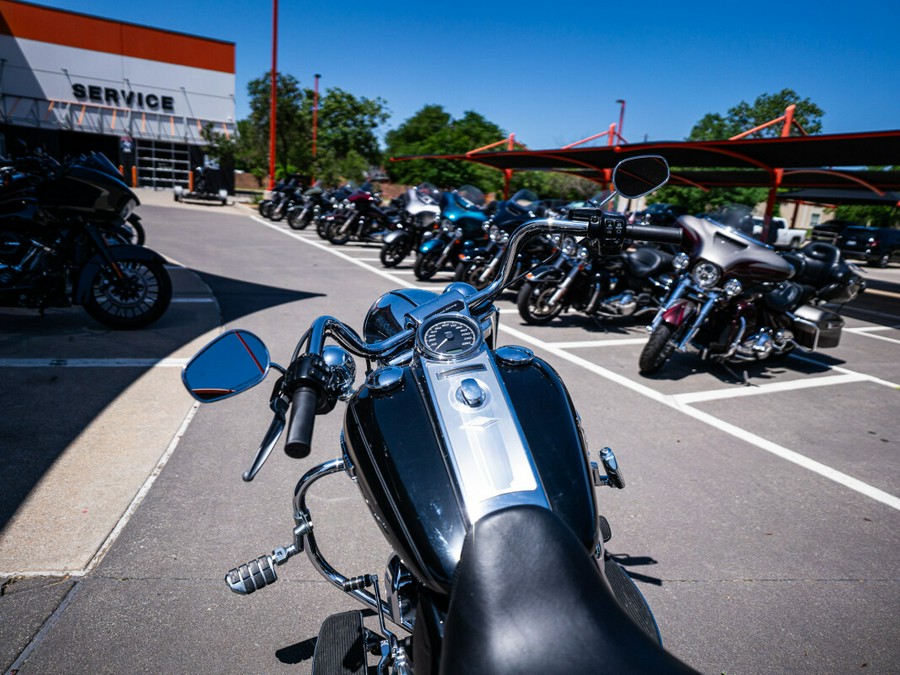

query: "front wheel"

left=454, top=260, right=493, bottom=289
left=414, top=249, right=442, bottom=280
left=326, top=217, right=353, bottom=245
left=83, top=258, right=172, bottom=329
left=380, top=238, right=409, bottom=267
left=516, top=281, right=563, bottom=325
left=639, top=322, right=678, bottom=374
left=288, top=206, right=310, bottom=230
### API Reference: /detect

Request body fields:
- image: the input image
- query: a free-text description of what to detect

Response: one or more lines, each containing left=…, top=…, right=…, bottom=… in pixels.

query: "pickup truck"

left=750, top=216, right=807, bottom=249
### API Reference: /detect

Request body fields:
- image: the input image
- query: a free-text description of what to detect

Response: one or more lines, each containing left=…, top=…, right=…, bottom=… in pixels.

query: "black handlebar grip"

left=626, top=224, right=683, bottom=246
left=285, top=386, right=319, bottom=458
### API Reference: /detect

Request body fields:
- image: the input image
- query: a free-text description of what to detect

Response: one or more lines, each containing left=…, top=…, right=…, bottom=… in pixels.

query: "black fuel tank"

left=342, top=350, right=598, bottom=595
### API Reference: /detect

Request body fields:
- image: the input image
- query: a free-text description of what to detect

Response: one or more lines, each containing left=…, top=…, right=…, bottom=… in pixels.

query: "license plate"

left=846, top=239, right=856, bottom=246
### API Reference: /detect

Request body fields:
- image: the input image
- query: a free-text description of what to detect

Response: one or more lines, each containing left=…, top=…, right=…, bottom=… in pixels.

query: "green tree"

left=652, top=89, right=825, bottom=212
left=236, top=73, right=389, bottom=185
left=385, top=106, right=507, bottom=193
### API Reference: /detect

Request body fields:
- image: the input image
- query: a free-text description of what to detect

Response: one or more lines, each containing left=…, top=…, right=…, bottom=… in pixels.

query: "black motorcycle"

left=516, top=238, right=674, bottom=326
left=453, top=189, right=556, bottom=291
left=287, top=183, right=331, bottom=231
left=0, top=151, right=171, bottom=328
left=180, top=156, right=696, bottom=674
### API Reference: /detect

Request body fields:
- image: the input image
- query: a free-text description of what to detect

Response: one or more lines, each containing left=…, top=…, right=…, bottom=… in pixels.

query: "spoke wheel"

left=83, top=258, right=172, bottom=329
left=414, top=250, right=442, bottom=280
left=380, top=239, right=408, bottom=267
left=516, top=281, right=562, bottom=325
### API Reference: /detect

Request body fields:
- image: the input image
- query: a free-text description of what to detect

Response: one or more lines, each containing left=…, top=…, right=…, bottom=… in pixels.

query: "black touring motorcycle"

left=182, top=157, right=696, bottom=674
left=0, top=151, right=171, bottom=328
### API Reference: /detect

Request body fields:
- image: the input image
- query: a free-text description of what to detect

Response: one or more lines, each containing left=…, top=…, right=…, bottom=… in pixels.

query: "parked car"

left=810, top=219, right=859, bottom=244
left=837, top=226, right=900, bottom=267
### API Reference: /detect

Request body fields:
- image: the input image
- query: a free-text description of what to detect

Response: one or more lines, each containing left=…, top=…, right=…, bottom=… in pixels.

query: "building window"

left=810, top=213, right=820, bottom=227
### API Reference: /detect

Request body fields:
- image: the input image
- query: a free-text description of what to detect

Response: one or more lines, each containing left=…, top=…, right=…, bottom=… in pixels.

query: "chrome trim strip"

left=419, top=349, right=549, bottom=525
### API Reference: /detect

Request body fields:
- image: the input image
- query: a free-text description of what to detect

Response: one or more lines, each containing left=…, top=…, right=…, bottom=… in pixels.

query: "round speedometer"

left=417, top=314, right=482, bottom=361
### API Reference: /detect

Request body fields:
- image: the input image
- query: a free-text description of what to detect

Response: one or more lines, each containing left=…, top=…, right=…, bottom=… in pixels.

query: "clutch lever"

left=243, top=376, right=289, bottom=482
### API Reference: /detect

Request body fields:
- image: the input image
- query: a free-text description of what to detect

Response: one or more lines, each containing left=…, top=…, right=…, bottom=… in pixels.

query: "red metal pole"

left=503, top=133, right=514, bottom=199
left=311, top=73, right=320, bottom=183
left=616, top=99, right=625, bottom=143
left=268, top=0, right=278, bottom=191
left=762, top=105, right=795, bottom=242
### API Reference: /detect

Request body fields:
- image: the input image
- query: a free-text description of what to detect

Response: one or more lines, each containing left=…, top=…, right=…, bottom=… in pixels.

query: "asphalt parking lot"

left=1, top=190, right=898, bottom=674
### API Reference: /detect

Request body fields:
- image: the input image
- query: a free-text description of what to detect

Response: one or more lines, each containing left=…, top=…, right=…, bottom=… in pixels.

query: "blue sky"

left=30, top=0, right=900, bottom=150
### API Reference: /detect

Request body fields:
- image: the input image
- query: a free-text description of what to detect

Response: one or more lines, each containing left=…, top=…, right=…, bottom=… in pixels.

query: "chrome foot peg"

left=226, top=545, right=297, bottom=595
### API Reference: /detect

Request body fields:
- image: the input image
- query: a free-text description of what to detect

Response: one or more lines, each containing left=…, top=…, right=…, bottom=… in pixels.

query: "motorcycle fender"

left=662, top=299, right=695, bottom=327
left=418, top=238, right=443, bottom=255
left=73, top=244, right=166, bottom=303
left=382, top=229, right=409, bottom=246
left=525, top=265, right=564, bottom=284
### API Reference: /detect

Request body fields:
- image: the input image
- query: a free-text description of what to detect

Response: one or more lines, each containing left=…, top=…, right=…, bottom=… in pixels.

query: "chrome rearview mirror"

left=612, top=155, right=670, bottom=199
left=182, top=329, right=271, bottom=402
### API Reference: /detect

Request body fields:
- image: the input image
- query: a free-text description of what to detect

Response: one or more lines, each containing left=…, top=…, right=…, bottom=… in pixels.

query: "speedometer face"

left=419, top=315, right=481, bottom=360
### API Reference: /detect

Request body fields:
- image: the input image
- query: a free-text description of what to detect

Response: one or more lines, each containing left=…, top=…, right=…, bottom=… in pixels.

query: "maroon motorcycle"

left=325, top=185, right=398, bottom=245
left=639, top=215, right=864, bottom=377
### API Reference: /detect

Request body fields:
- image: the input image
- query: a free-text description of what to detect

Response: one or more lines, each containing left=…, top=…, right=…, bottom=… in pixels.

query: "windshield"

left=456, top=185, right=485, bottom=208
left=415, top=182, right=440, bottom=202
left=509, top=189, right=539, bottom=208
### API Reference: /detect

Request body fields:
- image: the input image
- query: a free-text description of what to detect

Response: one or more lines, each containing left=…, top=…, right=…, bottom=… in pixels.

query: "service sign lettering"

left=72, top=83, right=175, bottom=113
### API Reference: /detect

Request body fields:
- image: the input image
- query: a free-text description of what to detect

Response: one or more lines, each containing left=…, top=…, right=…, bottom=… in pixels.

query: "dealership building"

left=0, top=0, right=235, bottom=189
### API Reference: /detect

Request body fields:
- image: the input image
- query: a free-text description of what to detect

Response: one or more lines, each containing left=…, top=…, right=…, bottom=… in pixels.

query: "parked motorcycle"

left=180, top=156, right=696, bottom=674
left=258, top=176, right=301, bottom=220
left=379, top=183, right=442, bottom=267
left=453, top=189, right=553, bottom=290
left=638, top=214, right=865, bottom=377
left=517, top=243, right=675, bottom=325
left=314, top=184, right=357, bottom=239
left=326, top=185, right=398, bottom=245
left=0, top=151, right=171, bottom=328
left=413, top=185, right=489, bottom=281
left=287, top=183, right=330, bottom=231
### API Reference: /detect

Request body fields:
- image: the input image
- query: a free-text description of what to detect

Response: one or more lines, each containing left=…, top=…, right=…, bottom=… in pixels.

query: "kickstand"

left=721, top=362, right=754, bottom=386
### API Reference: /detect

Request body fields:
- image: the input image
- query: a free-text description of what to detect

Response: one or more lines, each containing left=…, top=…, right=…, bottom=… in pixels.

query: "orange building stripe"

left=0, top=1, right=235, bottom=74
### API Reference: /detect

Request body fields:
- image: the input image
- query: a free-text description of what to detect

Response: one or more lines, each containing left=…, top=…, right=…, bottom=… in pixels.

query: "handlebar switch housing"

left=285, top=353, right=335, bottom=414
left=568, top=208, right=628, bottom=255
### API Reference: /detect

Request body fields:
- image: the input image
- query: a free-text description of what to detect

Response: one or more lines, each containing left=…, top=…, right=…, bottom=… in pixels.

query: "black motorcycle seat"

left=626, top=246, right=673, bottom=278
left=439, top=506, right=696, bottom=675
left=785, top=242, right=841, bottom=288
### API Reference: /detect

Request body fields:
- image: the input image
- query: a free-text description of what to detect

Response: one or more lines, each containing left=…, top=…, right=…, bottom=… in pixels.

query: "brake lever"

left=242, top=378, right=290, bottom=482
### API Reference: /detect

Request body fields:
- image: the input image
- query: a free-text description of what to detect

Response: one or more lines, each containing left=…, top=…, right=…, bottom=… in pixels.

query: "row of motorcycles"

left=0, top=147, right=171, bottom=329
left=259, top=174, right=866, bottom=380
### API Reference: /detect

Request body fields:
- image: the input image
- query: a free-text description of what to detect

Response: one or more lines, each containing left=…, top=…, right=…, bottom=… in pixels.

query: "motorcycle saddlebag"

left=791, top=305, right=843, bottom=349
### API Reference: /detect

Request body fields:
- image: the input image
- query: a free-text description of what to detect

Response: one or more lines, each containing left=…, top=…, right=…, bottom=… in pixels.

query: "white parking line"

left=551, top=338, right=649, bottom=348
left=673, top=373, right=870, bottom=404
left=253, top=215, right=900, bottom=512
left=845, top=327, right=900, bottom=346
left=0, top=358, right=188, bottom=367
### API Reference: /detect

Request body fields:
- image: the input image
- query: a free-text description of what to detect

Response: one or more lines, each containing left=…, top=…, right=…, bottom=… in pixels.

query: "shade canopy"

left=390, top=130, right=900, bottom=197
